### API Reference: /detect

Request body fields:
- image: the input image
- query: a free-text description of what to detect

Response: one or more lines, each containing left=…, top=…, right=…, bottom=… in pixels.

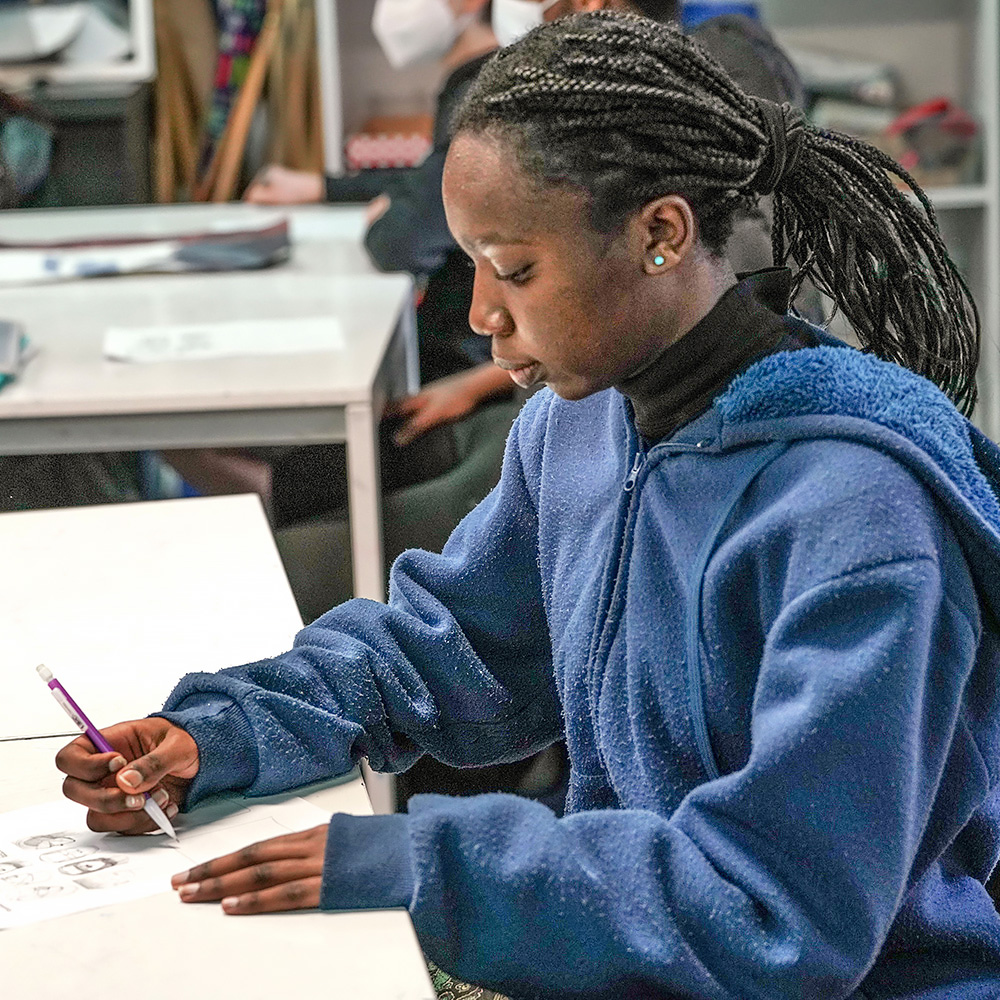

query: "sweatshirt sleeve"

left=157, top=409, right=562, bottom=807
left=318, top=547, right=984, bottom=1000
left=362, top=149, right=456, bottom=275
left=323, top=167, right=415, bottom=204
left=361, top=57, right=481, bottom=275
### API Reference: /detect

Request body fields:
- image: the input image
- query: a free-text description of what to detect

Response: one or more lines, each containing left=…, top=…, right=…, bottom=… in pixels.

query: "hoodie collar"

left=616, top=268, right=795, bottom=443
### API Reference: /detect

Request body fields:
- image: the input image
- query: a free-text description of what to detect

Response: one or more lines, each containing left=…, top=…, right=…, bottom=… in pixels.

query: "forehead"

left=443, top=132, right=589, bottom=248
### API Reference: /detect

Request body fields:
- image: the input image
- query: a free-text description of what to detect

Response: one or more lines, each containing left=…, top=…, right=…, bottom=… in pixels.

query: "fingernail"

left=222, top=897, right=240, bottom=911
left=178, top=883, right=200, bottom=899
left=152, top=789, right=169, bottom=808
left=119, top=769, right=141, bottom=788
left=171, top=870, right=191, bottom=887
left=109, top=756, right=127, bottom=773
left=166, top=803, right=179, bottom=819
left=126, top=795, right=143, bottom=809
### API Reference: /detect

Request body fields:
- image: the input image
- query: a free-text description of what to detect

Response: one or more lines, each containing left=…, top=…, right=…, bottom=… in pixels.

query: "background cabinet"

left=315, top=0, right=442, bottom=176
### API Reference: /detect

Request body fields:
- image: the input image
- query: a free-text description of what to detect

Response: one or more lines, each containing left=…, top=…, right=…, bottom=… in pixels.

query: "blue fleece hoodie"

left=160, top=332, right=1000, bottom=1000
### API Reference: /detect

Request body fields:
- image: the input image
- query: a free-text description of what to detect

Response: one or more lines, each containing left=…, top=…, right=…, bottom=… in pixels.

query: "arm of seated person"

left=244, top=166, right=324, bottom=205
left=385, top=363, right=513, bottom=447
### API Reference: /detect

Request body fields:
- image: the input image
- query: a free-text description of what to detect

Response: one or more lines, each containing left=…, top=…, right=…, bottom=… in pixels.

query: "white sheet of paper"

left=60, top=5, right=132, bottom=65
left=0, top=796, right=330, bottom=930
left=103, top=315, right=345, bottom=362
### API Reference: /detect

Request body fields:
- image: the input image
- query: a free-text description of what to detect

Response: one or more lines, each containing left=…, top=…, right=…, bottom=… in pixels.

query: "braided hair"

left=452, top=11, right=980, bottom=415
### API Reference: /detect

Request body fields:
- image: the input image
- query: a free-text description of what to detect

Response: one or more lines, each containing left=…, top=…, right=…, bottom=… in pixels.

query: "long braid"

left=452, top=11, right=980, bottom=415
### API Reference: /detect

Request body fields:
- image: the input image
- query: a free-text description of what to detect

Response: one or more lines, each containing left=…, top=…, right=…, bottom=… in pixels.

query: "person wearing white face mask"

left=192, top=0, right=502, bottom=505
left=492, top=0, right=678, bottom=47
left=174, top=3, right=507, bottom=550
left=372, top=0, right=482, bottom=69
left=244, top=0, right=495, bottom=205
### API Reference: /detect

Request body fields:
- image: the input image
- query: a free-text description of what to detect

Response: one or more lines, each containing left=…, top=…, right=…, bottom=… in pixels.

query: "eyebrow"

left=470, top=234, right=533, bottom=251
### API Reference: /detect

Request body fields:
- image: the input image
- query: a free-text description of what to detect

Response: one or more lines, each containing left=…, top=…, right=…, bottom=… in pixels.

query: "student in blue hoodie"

left=56, top=12, right=1000, bottom=1000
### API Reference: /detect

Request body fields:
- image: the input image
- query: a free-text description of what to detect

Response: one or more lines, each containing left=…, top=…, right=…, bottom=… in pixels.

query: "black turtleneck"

left=617, top=267, right=814, bottom=443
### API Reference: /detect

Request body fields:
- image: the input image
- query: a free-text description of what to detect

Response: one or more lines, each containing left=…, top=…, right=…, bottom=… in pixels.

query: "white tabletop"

left=0, top=494, right=304, bottom=741
left=0, top=739, right=435, bottom=1000
left=0, top=203, right=417, bottom=604
left=0, top=205, right=412, bottom=422
left=0, top=202, right=370, bottom=255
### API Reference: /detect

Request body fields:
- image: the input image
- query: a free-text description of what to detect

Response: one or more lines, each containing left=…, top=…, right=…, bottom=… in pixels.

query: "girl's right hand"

left=55, top=719, right=200, bottom=835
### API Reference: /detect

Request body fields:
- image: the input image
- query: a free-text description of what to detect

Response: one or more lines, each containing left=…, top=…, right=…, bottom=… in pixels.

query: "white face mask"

left=372, top=0, right=473, bottom=69
left=492, top=0, right=562, bottom=48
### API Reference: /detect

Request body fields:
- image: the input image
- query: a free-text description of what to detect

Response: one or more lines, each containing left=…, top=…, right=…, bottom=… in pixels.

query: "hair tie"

left=750, top=99, right=805, bottom=195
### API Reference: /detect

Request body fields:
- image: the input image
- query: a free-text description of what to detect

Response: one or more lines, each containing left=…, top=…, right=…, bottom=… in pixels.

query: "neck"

left=618, top=267, right=795, bottom=442
left=671, top=254, right=737, bottom=340
left=444, top=22, right=497, bottom=70
left=626, top=252, right=736, bottom=383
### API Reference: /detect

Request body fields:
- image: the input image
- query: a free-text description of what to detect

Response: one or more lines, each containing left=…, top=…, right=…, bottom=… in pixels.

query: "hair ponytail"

left=453, top=11, right=980, bottom=414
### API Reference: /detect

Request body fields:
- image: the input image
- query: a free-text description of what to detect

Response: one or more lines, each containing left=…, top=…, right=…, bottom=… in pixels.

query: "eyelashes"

left=463, top=256, right=534, bottom=286
left=496, top=265, right=533, bottom=285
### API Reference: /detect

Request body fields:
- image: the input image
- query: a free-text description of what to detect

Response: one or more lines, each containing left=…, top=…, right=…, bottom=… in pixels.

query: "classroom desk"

left=0, top=495, right=434, bottom=998
left=0, top=203, right=418, bottom=602
left=0, top=492, right=395, bottom=809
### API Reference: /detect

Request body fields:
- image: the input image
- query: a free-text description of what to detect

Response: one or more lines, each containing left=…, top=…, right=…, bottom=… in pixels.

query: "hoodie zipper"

left=585, top=442, right=648, bottom=732
left=623, top=451, right=643, bottom=492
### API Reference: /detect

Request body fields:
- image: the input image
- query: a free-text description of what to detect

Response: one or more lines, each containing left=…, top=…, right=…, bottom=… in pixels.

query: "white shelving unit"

left=0, top=0, right=155, bottom=91
left=762, top=0, right=1000, bottom=440
left=315, top=0, right=443, bottom=176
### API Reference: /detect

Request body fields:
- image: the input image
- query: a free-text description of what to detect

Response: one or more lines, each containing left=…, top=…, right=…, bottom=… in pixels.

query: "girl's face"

left=443, top=132, right=685, bottom=401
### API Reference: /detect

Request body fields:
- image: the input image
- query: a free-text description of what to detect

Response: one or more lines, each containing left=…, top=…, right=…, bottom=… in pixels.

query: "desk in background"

left=0, top=494, right=303, bottom=741
left=0, top=203, right=418, bottom=603
left=0, top=495, right=435, bottom=999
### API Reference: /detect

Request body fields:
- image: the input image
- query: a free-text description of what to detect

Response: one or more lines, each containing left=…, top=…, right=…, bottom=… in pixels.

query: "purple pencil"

left=36, top=663, right=178, bottom=841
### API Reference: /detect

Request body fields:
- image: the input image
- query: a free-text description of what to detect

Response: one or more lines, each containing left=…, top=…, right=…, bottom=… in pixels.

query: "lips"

left=494, top=356, right=543, bottom=389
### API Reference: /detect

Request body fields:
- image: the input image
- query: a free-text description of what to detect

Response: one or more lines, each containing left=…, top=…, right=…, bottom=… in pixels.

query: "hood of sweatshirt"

left=705, top=329, right=1000, bottom=625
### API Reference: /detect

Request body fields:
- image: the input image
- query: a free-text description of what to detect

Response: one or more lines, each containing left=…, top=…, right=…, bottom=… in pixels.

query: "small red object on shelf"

left=345, top=113, right=434, bottom=170
left=887, top=97, right=977, bottom=175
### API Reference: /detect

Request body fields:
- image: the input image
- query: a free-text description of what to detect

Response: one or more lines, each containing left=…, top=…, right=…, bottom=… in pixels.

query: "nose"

left=468, top=264, right=513, bottom=339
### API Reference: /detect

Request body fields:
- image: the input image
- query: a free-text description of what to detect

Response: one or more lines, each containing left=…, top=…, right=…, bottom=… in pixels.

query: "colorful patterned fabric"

left=427, top=961, right=510, bottom=1000
left=201, top=0, right=267, bottom=168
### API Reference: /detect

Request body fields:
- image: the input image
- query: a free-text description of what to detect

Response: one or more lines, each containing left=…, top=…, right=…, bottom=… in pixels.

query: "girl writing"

left=58, top=13, right=1000, bottom=999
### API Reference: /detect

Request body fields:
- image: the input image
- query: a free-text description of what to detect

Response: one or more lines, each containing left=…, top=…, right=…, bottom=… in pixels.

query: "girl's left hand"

left=171, top=824, right=328, bottom=914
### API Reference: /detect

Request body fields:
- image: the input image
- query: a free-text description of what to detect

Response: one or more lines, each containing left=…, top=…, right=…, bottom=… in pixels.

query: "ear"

left=635, top=195, right=697, bottom=274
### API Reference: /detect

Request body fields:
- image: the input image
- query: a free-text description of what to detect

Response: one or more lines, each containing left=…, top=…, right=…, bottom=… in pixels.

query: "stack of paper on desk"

left=0, top=219, right=291, bottom=287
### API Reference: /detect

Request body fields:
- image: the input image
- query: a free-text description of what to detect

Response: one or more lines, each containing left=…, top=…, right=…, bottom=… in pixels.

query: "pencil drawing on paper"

left=16, top=833, right=77, bottom=850
left=0, top=796, right=330, bottom=929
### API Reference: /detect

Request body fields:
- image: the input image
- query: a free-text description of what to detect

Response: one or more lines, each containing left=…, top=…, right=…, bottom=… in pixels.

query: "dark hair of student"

left=452, top=11, right=980, bottom=415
